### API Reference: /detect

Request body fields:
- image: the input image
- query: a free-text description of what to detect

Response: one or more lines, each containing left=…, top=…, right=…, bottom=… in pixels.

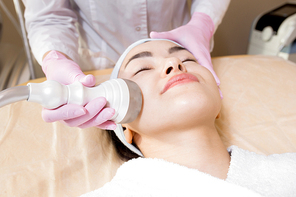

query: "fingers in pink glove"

left=62, top=97, right=107, bottom=127
left=78, top=74, right=96, bottom=87
left=150, top=13, right=214, bottom=50
left=42, top=104, right=86, bottom=122
left=42, top=50, right=96, bottom=87
left=78, top=107, right=116, bottom=129
left=96, top=121, right=117, bottom=130
left=62, top=97, right=116, bottom=130
left=150, top=31, right=174, bottom=41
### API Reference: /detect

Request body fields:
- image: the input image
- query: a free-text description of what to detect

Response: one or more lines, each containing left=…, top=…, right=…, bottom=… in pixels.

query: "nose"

left=162, top=57, right=187, bottom=77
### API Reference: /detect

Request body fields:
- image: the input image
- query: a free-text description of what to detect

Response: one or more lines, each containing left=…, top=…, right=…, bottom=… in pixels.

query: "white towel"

left=80, top=155, right=261, bottom=197
left=226, top=145, right=296, bottom=197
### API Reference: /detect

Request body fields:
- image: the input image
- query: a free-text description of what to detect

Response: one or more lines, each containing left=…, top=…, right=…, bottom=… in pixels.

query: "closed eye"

left=134, top=67, right=152, bottom=75
left=182, top=58, right=196, bottom=63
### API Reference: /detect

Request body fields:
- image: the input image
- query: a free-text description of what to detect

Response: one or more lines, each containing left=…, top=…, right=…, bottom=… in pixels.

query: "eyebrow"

left=124, top=45, right=188, bottom=69
left=125, top=51, right=152, bottom=68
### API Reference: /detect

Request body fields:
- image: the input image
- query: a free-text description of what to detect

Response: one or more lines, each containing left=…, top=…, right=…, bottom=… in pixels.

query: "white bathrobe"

left=80, top=146, right=296, bottom=197
left=226, top=146, right=296, bottom=196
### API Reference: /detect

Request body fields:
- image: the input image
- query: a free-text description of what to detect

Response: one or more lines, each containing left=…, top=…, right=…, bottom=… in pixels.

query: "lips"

left=161, top=73, right=199, bottom=94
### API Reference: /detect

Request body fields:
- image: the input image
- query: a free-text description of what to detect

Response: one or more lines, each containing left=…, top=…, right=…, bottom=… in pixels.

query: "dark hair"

left=106, top=129, right=140, bottom=161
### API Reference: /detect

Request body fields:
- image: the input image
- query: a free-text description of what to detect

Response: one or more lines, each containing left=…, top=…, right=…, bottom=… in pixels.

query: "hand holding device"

left=0, top=79, right=142, bottom=130
left=41, top=50, right=113, bottom=129
left=28, top=79, right=142, bottom=125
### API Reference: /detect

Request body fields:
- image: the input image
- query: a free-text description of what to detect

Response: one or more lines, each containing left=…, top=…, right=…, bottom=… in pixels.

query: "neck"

left=135, top=123, right=230, bottom=180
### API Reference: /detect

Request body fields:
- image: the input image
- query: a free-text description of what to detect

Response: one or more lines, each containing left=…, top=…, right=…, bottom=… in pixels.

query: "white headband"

left=110, top=38, right=183, bottom=156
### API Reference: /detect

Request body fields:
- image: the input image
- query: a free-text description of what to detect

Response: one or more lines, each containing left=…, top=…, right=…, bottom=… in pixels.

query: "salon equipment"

left=0, top=78, right=142, bottom=124
left=248, top=3, right=296, bottom=62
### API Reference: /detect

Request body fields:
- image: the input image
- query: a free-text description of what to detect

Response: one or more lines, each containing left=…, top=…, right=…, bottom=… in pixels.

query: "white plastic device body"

left=27, top=79, right=142, bottom=124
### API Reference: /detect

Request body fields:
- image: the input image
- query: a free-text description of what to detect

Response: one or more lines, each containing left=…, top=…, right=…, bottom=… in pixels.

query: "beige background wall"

left=0, top=0, right=23, bottom=47
left=0, top=0, right=43, bottom=78
left=0, top=0, right=291, bottom=59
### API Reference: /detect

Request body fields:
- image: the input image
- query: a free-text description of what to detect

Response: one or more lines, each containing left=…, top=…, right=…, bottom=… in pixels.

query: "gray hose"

left=0, top=86, right=29, bottom=108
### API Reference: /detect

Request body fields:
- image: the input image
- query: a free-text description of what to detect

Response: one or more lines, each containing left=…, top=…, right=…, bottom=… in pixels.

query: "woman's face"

left=118, top=40, right=221, bottom=136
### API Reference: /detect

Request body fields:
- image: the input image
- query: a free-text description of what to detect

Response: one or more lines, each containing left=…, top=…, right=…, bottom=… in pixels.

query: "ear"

left=216, top=112, right=221, bottom=119
left=124, top=127, right=134, bottom=144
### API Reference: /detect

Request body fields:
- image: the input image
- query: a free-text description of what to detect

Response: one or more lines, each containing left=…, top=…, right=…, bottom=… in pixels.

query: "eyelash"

left=182, top=58, right=196, bottom=63
left=134, top=67, right=152, bottom=75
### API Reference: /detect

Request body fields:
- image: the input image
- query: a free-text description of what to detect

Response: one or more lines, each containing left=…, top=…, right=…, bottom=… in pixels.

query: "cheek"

left=126, top=79, right=161, bottom=131
left=138, top=85, right=161, bottom=121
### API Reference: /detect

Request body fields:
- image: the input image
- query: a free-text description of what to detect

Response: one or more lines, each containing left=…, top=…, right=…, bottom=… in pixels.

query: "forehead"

left=131, top=40, right=178, bottom=53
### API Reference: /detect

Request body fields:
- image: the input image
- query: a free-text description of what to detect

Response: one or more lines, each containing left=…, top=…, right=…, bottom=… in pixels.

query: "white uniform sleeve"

left=191, top=0, right=231, bottom=33
left=22, top=0, right=79, bottom=65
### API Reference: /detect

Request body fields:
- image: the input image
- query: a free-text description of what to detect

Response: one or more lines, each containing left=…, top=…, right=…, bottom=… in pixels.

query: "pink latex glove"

left=150, top=12, right=222, bottom=98
left=41, top=50, right=117, bottom=130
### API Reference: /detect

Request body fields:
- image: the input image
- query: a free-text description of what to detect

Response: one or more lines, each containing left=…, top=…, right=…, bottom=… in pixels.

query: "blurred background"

left=0, top=0, right=291, bottom=87
left=0, top=1, right=23, bottom=51
left=0, top=0, right=43, bottom=91
left=212, top=0, right=289, bottom=56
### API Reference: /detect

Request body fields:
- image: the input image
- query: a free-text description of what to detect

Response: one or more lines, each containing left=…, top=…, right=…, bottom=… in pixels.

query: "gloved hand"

left=41, top=50, right=117, bottom=130
left=42, top=50, right=96, bottom=86
left=150, top=12, right=222, bottom=98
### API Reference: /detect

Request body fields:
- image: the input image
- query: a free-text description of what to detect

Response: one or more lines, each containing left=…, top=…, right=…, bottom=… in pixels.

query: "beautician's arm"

left=23, top=0, right=97, bottom=87
left=191, top=0, right=231, bottom=33
left=22, top=0, right=80, bottom=65
left=22, top=0, right=116, bottom=130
